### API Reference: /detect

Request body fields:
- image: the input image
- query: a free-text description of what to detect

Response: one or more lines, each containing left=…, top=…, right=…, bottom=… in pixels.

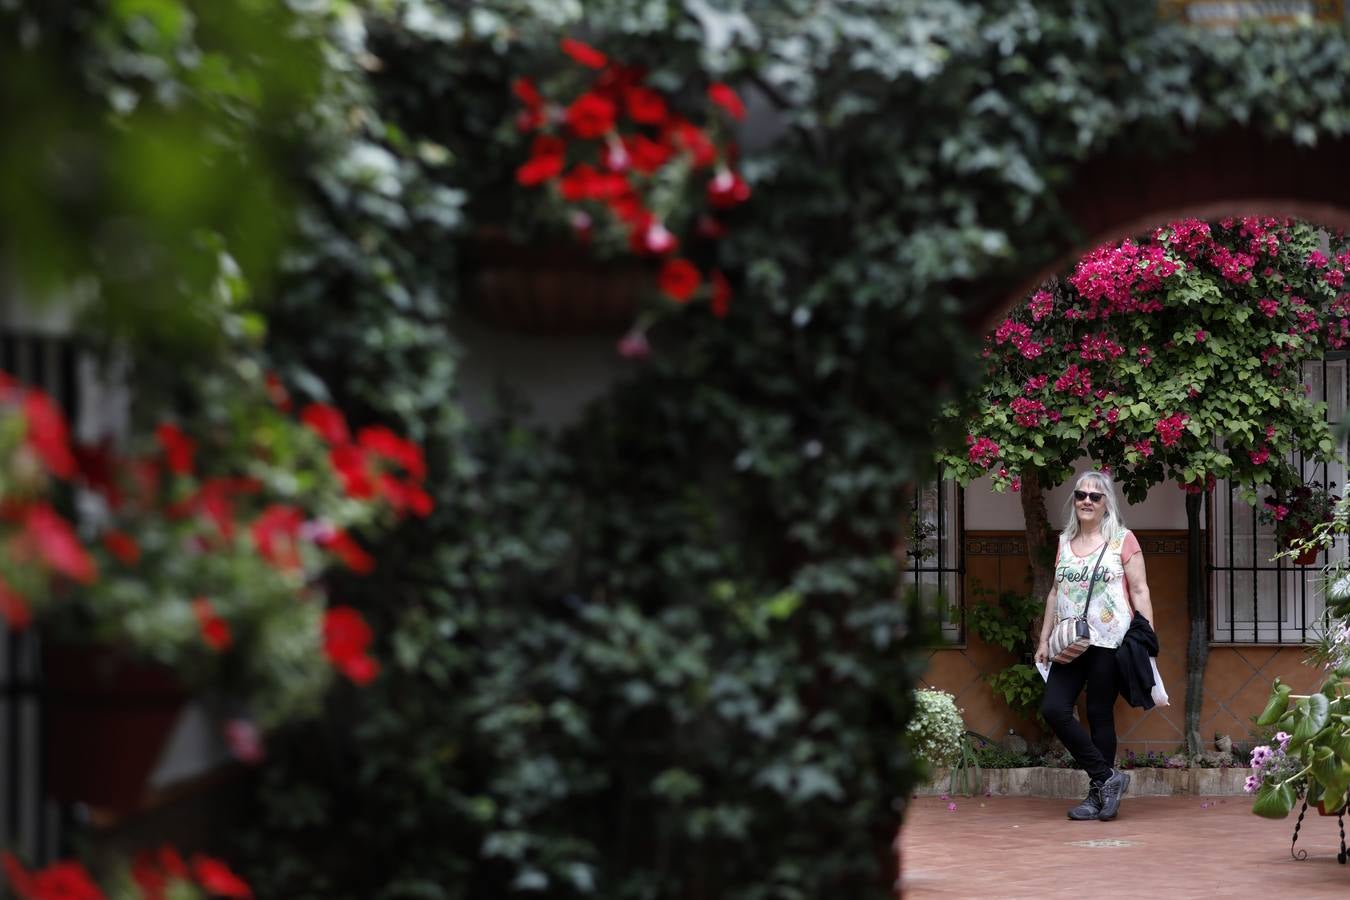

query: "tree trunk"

left=1184, top=491, right=1208, bottom=755
left=1019, top=469, right=1059, bottom=635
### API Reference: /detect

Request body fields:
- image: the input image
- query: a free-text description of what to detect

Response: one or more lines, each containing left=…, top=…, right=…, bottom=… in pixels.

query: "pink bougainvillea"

left=1155, top=413, right=1189, bottom=448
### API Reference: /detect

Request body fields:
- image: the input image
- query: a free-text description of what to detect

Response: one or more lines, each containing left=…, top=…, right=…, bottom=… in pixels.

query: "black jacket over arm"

left=1116, top=611, right=1159, bottom=710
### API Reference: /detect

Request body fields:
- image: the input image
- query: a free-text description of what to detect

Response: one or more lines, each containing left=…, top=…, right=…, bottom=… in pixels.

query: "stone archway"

left=973, top=130, right=1350, bottom=330
left=954, top=127, right=1350, bottom=756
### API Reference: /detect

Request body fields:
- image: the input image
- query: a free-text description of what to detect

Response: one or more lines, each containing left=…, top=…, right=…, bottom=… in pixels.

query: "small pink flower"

left=1195, top=329, right=1207, bottom=342
left=947, top=802, right=957, bottom=812
left=616, top=330, right=651, bottom=360
left=224, top=718, right=265, bottom=764
left=643, top=221, right=677, bottom=254
left=1249, top=446, right=1270, bottom=466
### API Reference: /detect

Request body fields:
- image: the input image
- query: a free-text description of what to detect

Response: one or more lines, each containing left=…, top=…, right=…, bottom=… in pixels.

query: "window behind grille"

left=1211, top=355, right=1347, bottom=644
left=906, top=476, right=964, bottom=643
left=0, top=330, right=81, bottom=863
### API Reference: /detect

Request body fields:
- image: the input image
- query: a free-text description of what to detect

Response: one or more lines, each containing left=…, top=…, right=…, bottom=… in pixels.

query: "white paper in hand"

left=1149, top=657, right=1169, bottom=706
left=1035, top=660, right=1050, bottom=682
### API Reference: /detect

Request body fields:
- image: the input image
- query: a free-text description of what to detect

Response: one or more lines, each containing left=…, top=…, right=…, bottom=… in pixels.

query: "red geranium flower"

left=190, top=855, right=253, bottom=899
left=708, top=82, right=746, bottom=120
left=317, top=527, right=376, bottom=574
left=357, top=425, right=427, bottom=481
left=512, top=76, right=542, bottom=108
left=3, top=855, right=106, bottom=900
left=0, top=576, right=31, bottom=629
left=155, top=423, right=196, bottom=476
left=565, top=92, right=617, bottom=139
left=710, top=270, right=733, bottom=319
left=251, top=504, right=304, bottom=571
left=625, top=134, right=673, bottom=174
left=22, top=504, right=96, bottom=584
left=263, top=371, right=292, bottom=412
left=658, top=259, right=702, bottom=302
left=300, top=403, right=351, bottom=445
left=322, top=606, right=380, bottom=684
left=330, top=444, right=376, bottom=499
left=193, top=598, right=232, bottom=652
left=707, top=169, right=751, bottom=209
left=101, top=529, right=140, bottom=566
left=515, top=143, right=565, bottom=185
left=623, top=85, right=668, bottom=124
left=668, top=119, right=717, bottom=167
left=561, top=37, right=607, bottom=69
left=339, top=653, right=380, bottom=686
left=73, top=441, right=122, bottom=508
left=559, top=164, right=629, bottom=203
left=22, top=390, right=76, bottom=478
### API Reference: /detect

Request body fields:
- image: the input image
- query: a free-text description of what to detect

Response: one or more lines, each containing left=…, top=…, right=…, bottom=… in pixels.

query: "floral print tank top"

left=1054, top=529, right=1138, bottom=650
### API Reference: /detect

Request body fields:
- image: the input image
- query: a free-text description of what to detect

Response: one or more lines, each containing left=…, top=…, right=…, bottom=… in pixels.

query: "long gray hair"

left=1060, top=470, right=1125, bottom=544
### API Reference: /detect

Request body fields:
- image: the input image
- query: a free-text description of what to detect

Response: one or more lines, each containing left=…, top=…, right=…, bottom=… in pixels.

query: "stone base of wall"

left=916, top=766, right=1254, bottom=798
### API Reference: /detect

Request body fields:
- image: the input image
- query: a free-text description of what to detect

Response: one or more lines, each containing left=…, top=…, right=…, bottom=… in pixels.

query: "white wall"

left=454, top=317, right=633, bottom=429
left=965, top=457, right=1189, bottom=532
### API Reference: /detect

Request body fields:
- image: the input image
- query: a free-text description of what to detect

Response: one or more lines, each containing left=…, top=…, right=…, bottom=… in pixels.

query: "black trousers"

left=1040, top=645, right=1119, bottom=783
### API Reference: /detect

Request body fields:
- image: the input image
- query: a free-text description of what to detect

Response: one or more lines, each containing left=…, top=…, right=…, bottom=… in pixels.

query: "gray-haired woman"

left=1034, top=470, right=1155, bottom=821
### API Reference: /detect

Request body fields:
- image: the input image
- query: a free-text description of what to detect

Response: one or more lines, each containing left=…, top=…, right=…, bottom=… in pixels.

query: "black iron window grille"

left=1211, top=355, right=1347, bottom=644
left=907, top=475, right=964, bottom=643
left=0, top=329, right=82, bottom=863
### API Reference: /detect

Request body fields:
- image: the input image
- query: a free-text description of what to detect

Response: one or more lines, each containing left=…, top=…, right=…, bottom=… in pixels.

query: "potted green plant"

left=0, top=360, right=429, bottom=811
left=1260, top=480, right=1339, bottom=566
left=1249, top=498, right=1350, bottom=820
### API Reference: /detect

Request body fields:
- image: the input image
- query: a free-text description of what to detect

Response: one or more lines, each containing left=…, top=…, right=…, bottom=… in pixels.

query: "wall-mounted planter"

left=44, top=644, right=185, bottom=814
left=467, top=229, right=654, bottom=335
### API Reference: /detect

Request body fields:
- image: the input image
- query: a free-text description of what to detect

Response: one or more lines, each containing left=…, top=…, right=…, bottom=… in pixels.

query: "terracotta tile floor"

left=899, top=795, right=1349, bottom=899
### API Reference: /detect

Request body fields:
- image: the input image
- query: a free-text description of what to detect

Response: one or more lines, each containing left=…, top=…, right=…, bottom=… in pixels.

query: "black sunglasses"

left=1073, top=490, right=1105, bottom=503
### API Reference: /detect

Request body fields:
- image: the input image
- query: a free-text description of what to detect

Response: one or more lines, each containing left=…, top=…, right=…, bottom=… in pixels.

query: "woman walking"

left=1036, top=470, right=1154, bottom=821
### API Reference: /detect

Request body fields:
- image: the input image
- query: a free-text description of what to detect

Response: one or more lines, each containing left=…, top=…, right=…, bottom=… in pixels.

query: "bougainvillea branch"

left=942, top=218, right=1347, bottom=504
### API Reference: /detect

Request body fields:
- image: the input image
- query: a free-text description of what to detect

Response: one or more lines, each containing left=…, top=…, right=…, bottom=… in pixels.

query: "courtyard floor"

left=899, top=794, right=1349, bottom=899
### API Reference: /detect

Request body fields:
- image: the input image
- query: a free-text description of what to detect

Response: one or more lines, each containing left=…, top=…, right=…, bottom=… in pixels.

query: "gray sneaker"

left=1096, top=769, right=1130, bottom=821
left=1066, top=782, right=1104, bottom=820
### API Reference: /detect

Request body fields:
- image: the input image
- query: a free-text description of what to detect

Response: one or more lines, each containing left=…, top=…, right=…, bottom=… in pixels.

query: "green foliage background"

left=8, top=1, right=1350, bottom=898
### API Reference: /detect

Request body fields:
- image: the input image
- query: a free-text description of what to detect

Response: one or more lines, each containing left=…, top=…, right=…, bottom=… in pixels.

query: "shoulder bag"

left=1047, top=539, right=1111, bottom=664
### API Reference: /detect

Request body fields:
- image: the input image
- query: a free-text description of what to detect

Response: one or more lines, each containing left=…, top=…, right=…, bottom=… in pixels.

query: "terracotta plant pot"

left=468, top=228, right=654, bottom=334
left=43, top=644, right=185, bottom=813
left=1293, top=545, right=1322, bottom=566
left=1314, top=797, right=1348, bottom=816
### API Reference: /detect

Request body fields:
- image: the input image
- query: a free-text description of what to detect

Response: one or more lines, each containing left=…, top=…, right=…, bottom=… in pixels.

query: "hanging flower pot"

left=1292, top=545, right=1322, bottom=567
left=43, top=643, right=186, bottom=814
left=468, top=228, right=653, bottom=334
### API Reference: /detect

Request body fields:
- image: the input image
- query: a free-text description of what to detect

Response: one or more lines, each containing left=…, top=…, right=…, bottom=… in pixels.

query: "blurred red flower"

left=22, top=390, right=76, bottom=478
left=300, top=403, right=350, bottom=445
left=561, top=37, right=607, bottom=69
left=658, top=259, right=702, bottom=302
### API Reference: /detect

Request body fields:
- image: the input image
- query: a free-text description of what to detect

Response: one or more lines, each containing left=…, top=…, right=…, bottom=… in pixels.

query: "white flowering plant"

left=906, top=688, right=966, bottom=772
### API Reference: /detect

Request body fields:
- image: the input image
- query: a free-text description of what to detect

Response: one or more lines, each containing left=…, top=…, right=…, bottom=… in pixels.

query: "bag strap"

left=1078, top=539, right=1111, bottom=623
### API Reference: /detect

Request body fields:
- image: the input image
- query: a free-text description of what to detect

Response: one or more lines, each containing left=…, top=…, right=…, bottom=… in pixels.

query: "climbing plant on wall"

left=13, top=1, right=1350, bottom=898
left=237, top=4, right=1350, bottom=897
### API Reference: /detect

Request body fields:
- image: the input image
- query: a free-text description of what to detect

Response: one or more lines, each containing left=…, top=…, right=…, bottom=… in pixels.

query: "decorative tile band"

left=964, top=532, right=1193, bottom=557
